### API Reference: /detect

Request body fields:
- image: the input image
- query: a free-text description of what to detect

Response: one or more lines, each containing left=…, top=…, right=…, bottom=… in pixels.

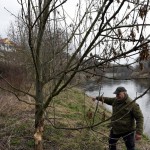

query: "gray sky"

left=0, top=0, right=20, bottom=37
left=0, top=0, right=77, bottom=38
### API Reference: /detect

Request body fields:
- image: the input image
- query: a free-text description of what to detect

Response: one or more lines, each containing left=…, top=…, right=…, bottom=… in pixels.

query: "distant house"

left=0, top=38, right=17, bottom=51
left=0, top=38, right=19, bottom=63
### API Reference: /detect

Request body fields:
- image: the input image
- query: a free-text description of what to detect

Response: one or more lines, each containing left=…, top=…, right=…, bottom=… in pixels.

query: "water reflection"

left=85, top=79, right=150, bottom=137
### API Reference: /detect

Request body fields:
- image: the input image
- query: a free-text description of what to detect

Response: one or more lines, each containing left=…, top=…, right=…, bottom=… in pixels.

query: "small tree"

left=1, top=0, right=150, bottom=149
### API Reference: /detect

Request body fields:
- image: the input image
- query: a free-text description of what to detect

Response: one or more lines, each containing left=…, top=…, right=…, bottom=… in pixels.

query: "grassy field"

left=0, top=88, right=150, bottom=150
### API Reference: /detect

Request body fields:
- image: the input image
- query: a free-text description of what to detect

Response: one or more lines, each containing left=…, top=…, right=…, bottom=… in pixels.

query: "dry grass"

left=0, top=94, right=34, bottom=150
left=0, top=89, right=150, bottom=150
left=0, top=95, right=33, bottom=115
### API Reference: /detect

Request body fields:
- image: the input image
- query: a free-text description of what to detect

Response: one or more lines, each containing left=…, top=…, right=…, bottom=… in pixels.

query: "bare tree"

left=1, top=0, right=150, bottom=149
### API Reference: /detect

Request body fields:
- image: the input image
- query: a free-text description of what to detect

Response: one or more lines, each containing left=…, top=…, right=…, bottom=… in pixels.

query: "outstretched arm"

left=92, top=96, right=115, bottom=105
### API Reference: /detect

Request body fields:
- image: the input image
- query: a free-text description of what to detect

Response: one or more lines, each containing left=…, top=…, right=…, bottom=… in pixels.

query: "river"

left=85, top=79, right=150, bottom=137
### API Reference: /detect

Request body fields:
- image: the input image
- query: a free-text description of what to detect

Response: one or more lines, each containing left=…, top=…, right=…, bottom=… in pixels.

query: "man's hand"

left=92, top=96, right=103, bottom=102
left=135, top=133, right=142, bottom=141
left=92, top=97, right=96, bottom=101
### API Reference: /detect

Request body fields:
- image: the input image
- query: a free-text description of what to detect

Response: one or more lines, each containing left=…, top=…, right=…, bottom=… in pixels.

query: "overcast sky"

left=0, top=0, right=20, bottom=37
left=0, top=0, right=78, bottom=38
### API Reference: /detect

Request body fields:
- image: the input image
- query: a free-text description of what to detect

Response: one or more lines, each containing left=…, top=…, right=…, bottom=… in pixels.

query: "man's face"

left=116, top=92, right=125, bottom=100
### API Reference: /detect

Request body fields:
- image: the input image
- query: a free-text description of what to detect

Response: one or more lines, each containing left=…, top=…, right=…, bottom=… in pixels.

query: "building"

left=0, top=38, right=17, bottom=51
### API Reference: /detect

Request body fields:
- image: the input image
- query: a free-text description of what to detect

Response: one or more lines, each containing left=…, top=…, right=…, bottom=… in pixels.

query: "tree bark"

left=34, top=107, right=44, bottom=150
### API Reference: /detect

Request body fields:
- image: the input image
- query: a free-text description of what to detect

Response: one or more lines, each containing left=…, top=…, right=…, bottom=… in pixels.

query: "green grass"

left=10, top=137, right=21, bottom=146
left=0, top=87, right=150, bottom=150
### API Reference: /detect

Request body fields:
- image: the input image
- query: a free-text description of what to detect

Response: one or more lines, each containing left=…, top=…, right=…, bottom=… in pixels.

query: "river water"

left=85, top=79, right=150, bottom=137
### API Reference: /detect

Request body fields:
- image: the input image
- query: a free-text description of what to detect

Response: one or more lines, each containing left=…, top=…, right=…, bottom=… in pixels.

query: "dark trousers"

left=109, top=130, right=135, bottom=150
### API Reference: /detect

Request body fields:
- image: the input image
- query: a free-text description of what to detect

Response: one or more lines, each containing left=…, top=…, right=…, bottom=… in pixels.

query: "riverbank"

left=131, top=72, right=150, bottom=79
left=0, top=88, right=150, bottom=149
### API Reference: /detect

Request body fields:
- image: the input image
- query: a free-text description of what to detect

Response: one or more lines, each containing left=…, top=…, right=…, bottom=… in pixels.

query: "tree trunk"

left=34, top=108, right=44, bottom=150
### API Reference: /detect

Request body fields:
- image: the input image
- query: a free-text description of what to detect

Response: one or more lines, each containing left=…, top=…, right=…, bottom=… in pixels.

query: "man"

left=92, top=86, right=144, bottom=150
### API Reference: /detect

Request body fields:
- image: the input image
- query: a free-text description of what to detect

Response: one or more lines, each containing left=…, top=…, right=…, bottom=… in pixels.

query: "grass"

left=0, top=88, right=150, bottom=150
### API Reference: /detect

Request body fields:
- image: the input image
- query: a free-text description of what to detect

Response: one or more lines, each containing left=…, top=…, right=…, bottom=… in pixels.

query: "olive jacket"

left=96, top=94, right=144, bottom=135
